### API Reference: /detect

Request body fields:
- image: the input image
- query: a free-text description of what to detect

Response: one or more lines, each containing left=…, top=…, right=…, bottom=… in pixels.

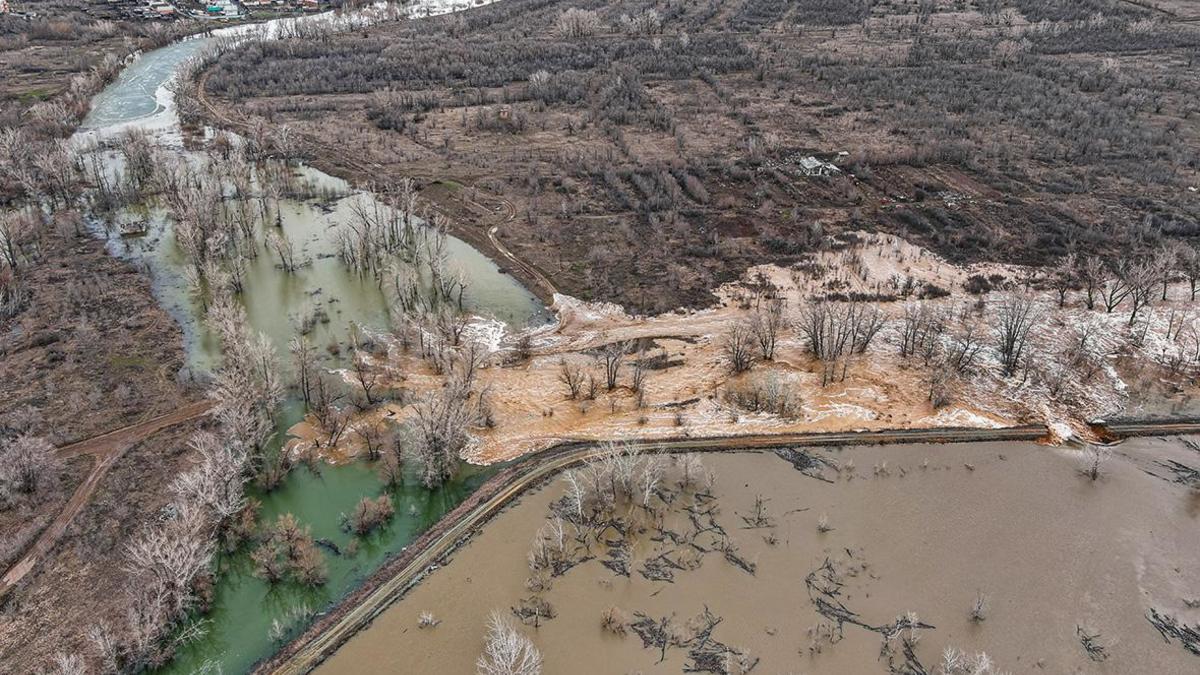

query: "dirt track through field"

left=0, top=400, right=213, bottom=598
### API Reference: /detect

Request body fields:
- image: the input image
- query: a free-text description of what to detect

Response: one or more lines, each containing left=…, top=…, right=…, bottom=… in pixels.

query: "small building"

left=0, top=0, right=9, bottom=14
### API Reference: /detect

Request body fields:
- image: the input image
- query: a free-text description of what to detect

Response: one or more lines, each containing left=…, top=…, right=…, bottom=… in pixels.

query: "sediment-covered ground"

left=294, top=231, right=1200, bottom=467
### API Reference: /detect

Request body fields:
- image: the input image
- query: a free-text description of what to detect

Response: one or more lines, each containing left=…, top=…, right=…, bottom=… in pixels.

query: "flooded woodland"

left=5, top=1, right=1200, bottom=674
left=54, top=6, right=547, bottom=673
left=321, top=439, right=1200, bottom=674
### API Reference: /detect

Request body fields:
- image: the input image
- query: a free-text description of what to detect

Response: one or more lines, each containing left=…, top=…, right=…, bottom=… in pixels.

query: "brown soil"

left=318, top=438, right=1200, bottom=674
left=0, top=420, right=209, bottom=671
left=195, top=0, right=1200, bottom=314
left=0, top=229, right=193, bottom=444
left=0, top=225, right=205, bottom=670
left=0, top=400, right=213, bottom=597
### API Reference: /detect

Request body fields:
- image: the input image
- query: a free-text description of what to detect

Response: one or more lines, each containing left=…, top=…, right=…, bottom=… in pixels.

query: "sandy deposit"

left=288, top=231, right=1200, bottom=465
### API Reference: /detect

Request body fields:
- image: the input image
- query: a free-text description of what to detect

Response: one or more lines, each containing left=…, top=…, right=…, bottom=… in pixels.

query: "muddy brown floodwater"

left=317, top=438, right=1200, bottom=674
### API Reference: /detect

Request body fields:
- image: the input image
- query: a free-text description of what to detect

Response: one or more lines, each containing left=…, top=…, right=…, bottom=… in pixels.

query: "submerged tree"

left=477, top=611, right=543, bottom=675
left=409, top=365, right=482, bottom=488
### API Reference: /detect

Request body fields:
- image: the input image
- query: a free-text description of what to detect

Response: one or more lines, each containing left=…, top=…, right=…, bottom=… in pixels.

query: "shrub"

left=349, top=495, right=395, bottom=535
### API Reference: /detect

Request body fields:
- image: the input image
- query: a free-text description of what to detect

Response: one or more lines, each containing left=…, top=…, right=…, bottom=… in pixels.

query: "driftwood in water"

left=631, top=607, right=758, bottom=675
left=315, top=538, right=341, bottom=555
left=603, top=541, right=631, bottom=577
left=738, top=494, right=776, bottom=529
left=773, top=447, right=836, bottom=482
left=716, top=538, right=756, bottom=575
left=1076, top=625, right=1108, bottom=662
left=1147, top=608, right=1200, bottom=656
left=511, top=596, right=556, bottom=626
left=1160, top=460, right=1200, bottom=488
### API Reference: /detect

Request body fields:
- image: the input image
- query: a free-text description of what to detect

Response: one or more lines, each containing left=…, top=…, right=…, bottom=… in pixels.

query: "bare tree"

left=1100, top=259, right=1135, bottom=313
left=1080, top=255, right=1105, bottom=311
left=351, top=346, right=382, bottom=406
left=290, top=335, right=318, bottom=408
left=267, top=229, right=298, bottom=273
left=795, top=302, right=880, bottom=385
left=749, top=298, right=784, bottom=360
left=168, top=432, right=247, bottom=529
left=944, top=315, right=985, bottom=374
left=348, top=495, right=395, bottom=535
left=724, top=320, right=756, bottom=374
left=0, top=209, right=38, bottom=273
left=630, top=344, right=648, bottom=402
left=558, top=359, right=585, bottom=399
left=1078, top=444, right=1110, bottom=482
left=1125, top=257, right=1160, bottom=326
left=926, top=368, right=955, bottom=409
left=207, top=298, right=284, bottom=459
left=1156, top=241, right=1179, bottom=302
left=554, top=7, right=602, bottom=38
left=601, top=342, right=626, bottom=390
left=354, top=419, right=389, bottom=461
left=994, top=295, right=1039, bottom=377
left=409, top=367, right=480, bottom=488
left=310, top=373, right=350, bottom=446
left=1178, top=243, right=1200, bottom=302
left=477, top=610, right=542, bottom=675
left=122, top=504, right=214, bottom=640
left=900, top=303, right=934, bottom=360
left=378, top=441, right=405, bottom=488
left=0, top=434, right=61, bottom=508
left=1051, top=251, right=1077, bottom=307
left=253, top=512, right=327, bottom=586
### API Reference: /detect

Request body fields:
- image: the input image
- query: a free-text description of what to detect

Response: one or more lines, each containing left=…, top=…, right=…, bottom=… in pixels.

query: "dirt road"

left=0, top=400, right=213, bottom=598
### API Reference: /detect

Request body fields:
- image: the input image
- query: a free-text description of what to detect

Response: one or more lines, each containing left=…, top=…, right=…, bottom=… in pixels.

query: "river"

left=71, top=3, right=547, bottom=672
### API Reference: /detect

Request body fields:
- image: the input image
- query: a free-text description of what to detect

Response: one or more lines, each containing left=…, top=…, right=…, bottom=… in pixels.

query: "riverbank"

left=188, top=76, right=560, bottom=308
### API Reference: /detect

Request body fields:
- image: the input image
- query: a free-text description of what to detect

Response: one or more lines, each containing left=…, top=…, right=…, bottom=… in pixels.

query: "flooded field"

left=320, top=438, right=1200, bottom=674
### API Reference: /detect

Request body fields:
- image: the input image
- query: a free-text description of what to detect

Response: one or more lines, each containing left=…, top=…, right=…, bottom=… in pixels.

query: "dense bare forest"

left=194, top=0, right=1200, bottom=312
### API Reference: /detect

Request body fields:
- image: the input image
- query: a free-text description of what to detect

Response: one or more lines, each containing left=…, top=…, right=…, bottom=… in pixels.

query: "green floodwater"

left=99, top=161, right=549, bottom=373
left=75, top=22, right=548, bottom=675
left=165, top=396, right=493, bottom=675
